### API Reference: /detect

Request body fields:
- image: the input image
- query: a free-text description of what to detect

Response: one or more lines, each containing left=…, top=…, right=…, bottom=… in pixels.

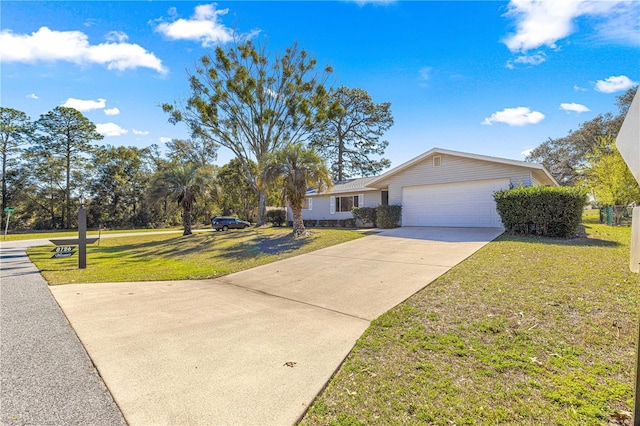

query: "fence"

left=599, top=206, right=633, bottom=226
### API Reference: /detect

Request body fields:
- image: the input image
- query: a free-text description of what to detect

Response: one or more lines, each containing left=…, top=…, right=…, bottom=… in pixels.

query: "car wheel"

left=222, top=225, right=228, bottom=231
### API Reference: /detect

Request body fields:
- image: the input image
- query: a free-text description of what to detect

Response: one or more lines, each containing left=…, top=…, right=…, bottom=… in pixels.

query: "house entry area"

left=401, top=178, right=509, bottom=227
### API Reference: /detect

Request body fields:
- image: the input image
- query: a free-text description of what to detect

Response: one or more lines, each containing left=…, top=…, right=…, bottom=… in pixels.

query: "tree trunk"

left=1, top=152, right=6, bottom=231
left=337, top=130, right=344, bottom=182
left=182, top=205, right=192, bottom=236
left=65, top=151, right=71, bottom=229
left=292, top=207, right=306, bottom=237
left=256, top=190, right=267, bottom=226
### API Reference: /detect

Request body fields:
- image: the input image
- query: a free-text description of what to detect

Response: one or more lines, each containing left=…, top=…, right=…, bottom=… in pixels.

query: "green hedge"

left=352, top=207, right=377, bottom=227
left=265, top=210, right=286, bottom=226
left=376, top=205, right=402, bottom=229
left=494, top=186, right=587, bottom=238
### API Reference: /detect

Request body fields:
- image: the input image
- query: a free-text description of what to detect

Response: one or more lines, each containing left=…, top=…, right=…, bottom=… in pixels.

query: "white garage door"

left=402, top=178, right=509, bottom=227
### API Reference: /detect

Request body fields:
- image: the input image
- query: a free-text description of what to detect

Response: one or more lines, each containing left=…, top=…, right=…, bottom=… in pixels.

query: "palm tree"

left=150, top=163, right=212, bottom=235
left=263, top=143, right=332, bottom=237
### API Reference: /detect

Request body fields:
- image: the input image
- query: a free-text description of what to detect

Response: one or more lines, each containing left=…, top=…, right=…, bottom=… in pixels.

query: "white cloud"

left=96, top=122, right=128, bottom=137
left=0, top=26, right=167, bottom=74
left=132, top=129, right=149, bottom=135
left=419, top=66, right=432, bottom=81
left=482, top=107, right=545, bottom=126
left=506, top=52, right=546, bottom=68
left=26, top=93, right=39, bottom=99
left=502, top=0, right=639, bottom=53
left=159, top=137, right=172, bottom=144
left=560, top=102, right=590, bottom=113
left=595, top=75, right=638, bottom=93
left=104, top=107, right=120, bottom=116
left=105, top=31, right=128, bottom=43
left=573, top=85, right=587, bottom=92
left=62, top=97, right=106, bottom=111
left=521, top=148, right=534, bottom=157
left=155, top=4, right=239, bottom=47
left=349, top=0, right=396, bottom=6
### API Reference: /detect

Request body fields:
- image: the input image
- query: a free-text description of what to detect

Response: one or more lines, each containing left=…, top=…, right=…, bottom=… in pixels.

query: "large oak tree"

left=163, top=41, right=334, bottom=225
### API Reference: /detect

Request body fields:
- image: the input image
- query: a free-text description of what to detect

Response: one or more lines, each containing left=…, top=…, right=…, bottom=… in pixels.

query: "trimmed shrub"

left=352, top=207, right=377, bottom=227
left=265, top=209, right=286, bottom=226
left=343, top=218, right=356, bottom=228
left=327, top=219, right=338, bottom=227
left=318, top=219, right=328, bottom=227
left=494, top=186, right=587, bottom=238
left=303, top=219, right=317, bottom=227
left=376, top=205, right=402, bottom=229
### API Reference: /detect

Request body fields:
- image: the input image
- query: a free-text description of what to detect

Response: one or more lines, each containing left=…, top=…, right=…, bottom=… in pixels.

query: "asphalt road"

left=0, top=239, right=127, bottom=426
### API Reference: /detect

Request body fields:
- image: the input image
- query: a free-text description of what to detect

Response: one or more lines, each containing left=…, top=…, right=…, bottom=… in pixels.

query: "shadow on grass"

left=498, top=232, right=620, bottom=247
left=216, top=230, right=312, bottom=259
left=86, top=228, right=312, bottom=263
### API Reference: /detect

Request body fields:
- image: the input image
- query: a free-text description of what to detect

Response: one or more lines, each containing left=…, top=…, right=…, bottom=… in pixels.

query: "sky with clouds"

left=1, top=0, right=638, bottom=169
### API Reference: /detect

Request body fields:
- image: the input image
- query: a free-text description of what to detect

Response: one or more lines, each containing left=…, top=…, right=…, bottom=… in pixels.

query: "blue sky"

left=2, top=0, right=639, bottom=170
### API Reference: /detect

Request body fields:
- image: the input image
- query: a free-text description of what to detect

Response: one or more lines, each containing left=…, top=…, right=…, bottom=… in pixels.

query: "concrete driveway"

left=50, top=227, right=502, bottom=425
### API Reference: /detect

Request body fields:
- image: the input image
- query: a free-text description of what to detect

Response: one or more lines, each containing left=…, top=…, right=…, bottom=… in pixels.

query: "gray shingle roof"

left=306, top=176, right=380, bottom=196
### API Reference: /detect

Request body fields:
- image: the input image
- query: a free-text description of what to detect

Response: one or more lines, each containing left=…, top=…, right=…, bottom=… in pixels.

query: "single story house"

left=290, top=147, right=557, bottom=228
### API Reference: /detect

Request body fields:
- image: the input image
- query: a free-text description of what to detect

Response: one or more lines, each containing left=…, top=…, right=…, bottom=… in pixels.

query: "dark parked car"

left=212, top=216, right=251, bottom=231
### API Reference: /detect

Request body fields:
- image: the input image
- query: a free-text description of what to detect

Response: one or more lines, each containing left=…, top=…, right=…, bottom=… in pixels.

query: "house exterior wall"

left=296, top=190, right=382, bottom=221
left=375, top=154, right=535, bottom=205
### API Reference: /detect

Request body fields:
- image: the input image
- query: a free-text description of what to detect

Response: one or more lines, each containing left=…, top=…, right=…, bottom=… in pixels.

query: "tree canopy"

left=310, top=86, right=393, bottom=181
left=262, top=143, right=331, bottom=237
left=150, top=163, right=212, bottom=235
left=0, top=107, right=33, bottom=228
left=527, top=87, right=637, bottom=186
left=580, top=135, right=640, bottom=206
left=33, top=107, right=103, bottom=228
left=162, top=40, right=335, bottom=225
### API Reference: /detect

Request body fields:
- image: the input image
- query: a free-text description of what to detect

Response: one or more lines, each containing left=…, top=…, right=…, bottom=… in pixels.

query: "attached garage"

left=402, top=178, right=509, bottom=227
left=298, top=148, right=558, bottom=228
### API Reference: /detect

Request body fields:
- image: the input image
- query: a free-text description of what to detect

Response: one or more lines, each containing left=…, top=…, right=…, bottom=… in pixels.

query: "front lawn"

left=28, top=227, right=364, bottom=285
left=303, top=217, right=638, bottom=425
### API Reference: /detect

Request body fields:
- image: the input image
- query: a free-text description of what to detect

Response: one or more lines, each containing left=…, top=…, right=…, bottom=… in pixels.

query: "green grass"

left=28, top=227, right=364, bottom=284
left=302, top=214, right=638, bottom=426
left=1, top=226, right=195, bottom=241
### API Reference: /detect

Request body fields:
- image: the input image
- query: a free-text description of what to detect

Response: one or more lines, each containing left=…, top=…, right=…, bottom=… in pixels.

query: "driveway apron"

left=48, top=227, right=502, bottom=425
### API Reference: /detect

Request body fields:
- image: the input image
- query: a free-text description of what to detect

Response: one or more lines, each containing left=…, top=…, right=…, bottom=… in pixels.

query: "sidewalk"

left=0, top=239, right=126, bottom=426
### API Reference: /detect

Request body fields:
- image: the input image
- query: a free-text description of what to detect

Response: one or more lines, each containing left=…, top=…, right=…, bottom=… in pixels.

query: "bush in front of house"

left=376, top=205, right=402, bottom=228
left=352, top=207, right=377, bottom=227
left=266, top=209, right=286, bottom=226
left=342, top=218, right=356, bottom=228
left=494, top=186, right=587, bottom=238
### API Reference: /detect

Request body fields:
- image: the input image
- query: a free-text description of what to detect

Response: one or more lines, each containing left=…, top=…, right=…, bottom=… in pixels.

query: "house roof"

left=366, top=147, right=558, bottom=187
left=306, top=176, right=381, bottom=196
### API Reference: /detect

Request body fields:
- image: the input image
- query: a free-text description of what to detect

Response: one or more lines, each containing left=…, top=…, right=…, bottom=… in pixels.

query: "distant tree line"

left=1, top=40, right=395, bottom=235
left=527, top=87, right=639, bottom=207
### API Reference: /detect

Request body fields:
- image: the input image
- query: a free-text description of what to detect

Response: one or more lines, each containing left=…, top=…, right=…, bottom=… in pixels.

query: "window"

left=335, top=195, right=359, bottom=212
left=303, top=198, right=313, bottom=210
left=381, top=191, right=389, bottom=206
left=433, top=155, right=441, bottom=167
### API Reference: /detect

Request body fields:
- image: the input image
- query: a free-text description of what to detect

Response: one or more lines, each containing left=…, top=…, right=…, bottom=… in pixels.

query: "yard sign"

left=616, top=88, right=640, bottom=426
left=618, top=90, right=640, bottom=272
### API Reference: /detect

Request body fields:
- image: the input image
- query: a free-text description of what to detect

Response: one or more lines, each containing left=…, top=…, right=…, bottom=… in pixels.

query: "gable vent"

left=433, top=155, right=441, bottom=167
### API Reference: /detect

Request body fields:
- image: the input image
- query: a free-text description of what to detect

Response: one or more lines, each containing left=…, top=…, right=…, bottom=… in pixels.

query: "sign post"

left=3, top=207, right=15, bottom=240
left=616, top=88, right=640, bottom=425
left=78, top=198, right=87, bottom=269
